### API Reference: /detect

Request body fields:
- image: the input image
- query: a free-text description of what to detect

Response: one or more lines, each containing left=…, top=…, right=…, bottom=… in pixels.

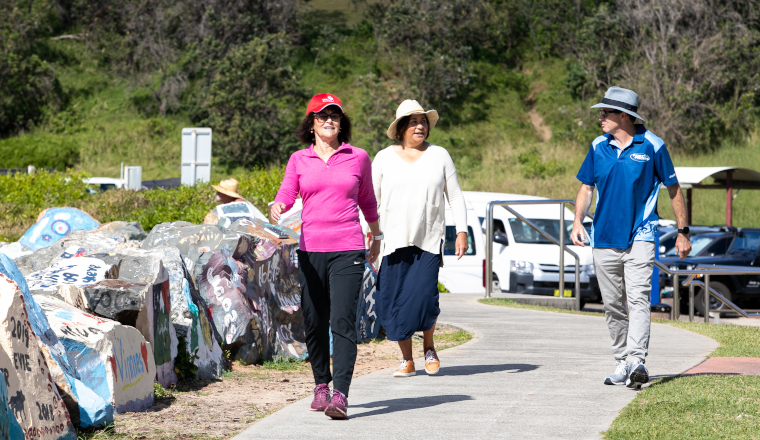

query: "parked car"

left=444, top=191, right=600, bottom=305
left=82, top=177, right=125, bottom=194
left=663, top=228, right=760, bottom=315
left=658, top=225, right=736, bottom=257
left=438, top=201, right=488, bottom=294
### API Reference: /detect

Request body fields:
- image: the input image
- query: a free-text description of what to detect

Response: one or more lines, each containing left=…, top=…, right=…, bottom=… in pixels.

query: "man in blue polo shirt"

left=570, top=87, right=691, bottom=389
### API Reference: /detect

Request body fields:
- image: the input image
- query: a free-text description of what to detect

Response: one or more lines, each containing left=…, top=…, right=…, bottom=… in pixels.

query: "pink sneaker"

left=325, top=390, right=348, bottom=420
left=310, top=383, right=330, bottom=411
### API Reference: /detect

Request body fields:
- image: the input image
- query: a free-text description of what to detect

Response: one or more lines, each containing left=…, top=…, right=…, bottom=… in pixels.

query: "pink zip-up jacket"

left=274, top=143, right=379, bottom=252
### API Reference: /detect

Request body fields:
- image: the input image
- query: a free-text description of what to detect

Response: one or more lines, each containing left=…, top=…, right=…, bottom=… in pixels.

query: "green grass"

left=434, top=329, right=473, bottom=346
left=605, top=375, right=760, bottom=440
left=261, top=357, right=309, bottom=371
left=479, top=297, right=760, bottom=439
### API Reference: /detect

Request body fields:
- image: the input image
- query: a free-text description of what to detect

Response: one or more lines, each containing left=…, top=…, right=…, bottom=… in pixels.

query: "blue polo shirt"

left=577, top=125, right=678, bottom=249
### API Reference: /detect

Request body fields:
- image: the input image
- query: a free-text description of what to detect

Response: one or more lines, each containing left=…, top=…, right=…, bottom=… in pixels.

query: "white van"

left=440, top=191, right=600, bottom=303
left=439, top=201, right=487, bottom=294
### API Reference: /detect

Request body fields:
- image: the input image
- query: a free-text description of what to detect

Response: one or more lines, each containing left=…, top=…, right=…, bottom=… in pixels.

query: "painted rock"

left=0, top=346, right=24, bottom=439
left=76, top=254, right=178, bottom=388
left=0, top=274, right=77, bottom=440
left=25, top=258, right=116, bottom=293
left=34, top=295, right=156, bottom=414
left=14, top=231, right=123, bottom=277
left=121, top=247, right=222, bottom=380
left=356, top=261, right=380, bottom=343
left=197, top=249, right=254, bottom=347
left=0, top=256, right=112, bottom=430
left=227, top=220, right=307, bottom=362
left=92, top=222, right=147, bottom=241
left=19, top=208, right=100, bottom=252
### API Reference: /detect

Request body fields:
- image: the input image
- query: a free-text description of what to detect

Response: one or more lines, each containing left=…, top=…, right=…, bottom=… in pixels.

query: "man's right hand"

left=570, top=222, right=586, bottom=247
left=269, top=202, right=286, bottom=223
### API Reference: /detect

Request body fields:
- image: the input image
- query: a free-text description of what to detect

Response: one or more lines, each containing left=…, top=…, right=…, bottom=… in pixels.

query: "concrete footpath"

left=234, top=294, right=718, bottom=440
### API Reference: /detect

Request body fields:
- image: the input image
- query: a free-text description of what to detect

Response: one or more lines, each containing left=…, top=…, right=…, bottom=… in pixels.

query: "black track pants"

left=298, top=249, right=365, bottom=396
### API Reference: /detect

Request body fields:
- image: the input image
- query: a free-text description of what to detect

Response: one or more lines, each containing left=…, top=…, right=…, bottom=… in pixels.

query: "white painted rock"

left=1, top=255, right=113, bottom=429
left=34, top=295, right=156, bottom=414
left=0, top=274, right=77, bottom=440
left=25, top=258, right=116, bottom=292
left=76, top=254, right=178, bottom=388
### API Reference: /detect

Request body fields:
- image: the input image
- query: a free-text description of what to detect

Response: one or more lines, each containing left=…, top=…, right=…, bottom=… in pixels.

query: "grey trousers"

left=593, top=242, right=654, bottom=365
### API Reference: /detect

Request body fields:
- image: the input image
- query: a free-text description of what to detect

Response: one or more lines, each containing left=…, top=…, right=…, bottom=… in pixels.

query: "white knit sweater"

left=372, top=144, right=468, bottom=260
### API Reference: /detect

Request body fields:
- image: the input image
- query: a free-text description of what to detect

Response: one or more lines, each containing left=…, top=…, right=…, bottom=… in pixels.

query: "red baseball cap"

left=306, top=93, right=343, bottom=115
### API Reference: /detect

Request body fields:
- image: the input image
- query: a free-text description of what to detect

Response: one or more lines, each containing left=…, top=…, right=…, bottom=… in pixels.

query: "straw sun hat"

left=212, top=178, right=244, bottom=199
left=386, top=100, right=439, bottom=140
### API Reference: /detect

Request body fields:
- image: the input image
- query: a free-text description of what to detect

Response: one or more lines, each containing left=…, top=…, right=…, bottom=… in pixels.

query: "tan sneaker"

left=393, top=360, right=416, bottom=377
left=424, top=349, right=440, bottom=375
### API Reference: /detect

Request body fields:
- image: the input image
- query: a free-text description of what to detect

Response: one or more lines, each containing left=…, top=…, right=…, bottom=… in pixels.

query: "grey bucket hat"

left=590, top=86, right=646, bottom=123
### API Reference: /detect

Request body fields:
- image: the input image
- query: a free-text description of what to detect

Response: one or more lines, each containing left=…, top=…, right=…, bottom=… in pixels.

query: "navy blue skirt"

left=376, top=246, right=441, bottom=341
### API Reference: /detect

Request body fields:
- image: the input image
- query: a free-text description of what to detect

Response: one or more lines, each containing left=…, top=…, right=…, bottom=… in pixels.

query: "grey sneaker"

left=626, top=363, right=649, bottom=389
left=604, top=361, right=628, bottom=385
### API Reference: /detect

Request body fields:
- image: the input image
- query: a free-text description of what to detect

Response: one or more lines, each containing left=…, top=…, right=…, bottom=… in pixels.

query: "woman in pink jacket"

left=270, top=93, right=382, bottom=420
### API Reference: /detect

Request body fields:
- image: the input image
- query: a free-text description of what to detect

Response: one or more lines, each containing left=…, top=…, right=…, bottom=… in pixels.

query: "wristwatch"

left=372, top=232, right=384, bottom=240
left=677, top=227, right=690, bottom=235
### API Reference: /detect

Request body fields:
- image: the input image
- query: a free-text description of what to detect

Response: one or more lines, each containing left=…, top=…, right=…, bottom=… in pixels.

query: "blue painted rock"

left=33, top=295, right=156, bottom=414
left=0, top=274, right=77, bottom=440
left=20, top=208, right=100, bottom=252
left=15, top=230, right=126, bottom=277
left=0, top=255, right=111, bottom=430
left=25, top=258, right=116, bottom=294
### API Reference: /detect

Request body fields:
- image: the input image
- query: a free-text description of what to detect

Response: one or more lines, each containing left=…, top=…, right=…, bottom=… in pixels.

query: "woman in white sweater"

left=372, top=99, right=469, bottom=377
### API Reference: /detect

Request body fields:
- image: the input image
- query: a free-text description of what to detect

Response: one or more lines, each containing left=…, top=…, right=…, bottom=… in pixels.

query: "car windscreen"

left=728, top=230, right=760, bottom=254
left=508, top=218, right=583, bottom=244
left=666, top=234, right=717, bottom=257
left=444, top=226, right=476, bottom=256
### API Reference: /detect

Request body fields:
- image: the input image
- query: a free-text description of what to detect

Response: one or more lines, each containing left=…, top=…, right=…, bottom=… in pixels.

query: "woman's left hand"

left=368, top=239, right=381, bottom=264
left=455, top=232, right=469, bottom=260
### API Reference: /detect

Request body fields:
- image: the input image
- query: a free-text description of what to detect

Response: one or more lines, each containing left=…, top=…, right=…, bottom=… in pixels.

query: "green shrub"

left=0, top=167, right=285, bottom=242
left=0, top=134, right=80, bottom=169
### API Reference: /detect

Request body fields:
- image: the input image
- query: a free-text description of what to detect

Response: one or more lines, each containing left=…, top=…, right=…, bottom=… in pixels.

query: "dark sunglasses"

left=599, top=109, right=623, bottom=118
left=314, top=111, right=343, bottom=123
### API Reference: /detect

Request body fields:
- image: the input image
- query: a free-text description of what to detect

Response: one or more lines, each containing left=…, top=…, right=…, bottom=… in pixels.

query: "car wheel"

left=694, top=281, right=732, bottom=317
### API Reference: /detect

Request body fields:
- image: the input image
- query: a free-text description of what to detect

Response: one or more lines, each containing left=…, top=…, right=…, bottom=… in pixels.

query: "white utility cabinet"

left=181, top=128, right=212, bottom=185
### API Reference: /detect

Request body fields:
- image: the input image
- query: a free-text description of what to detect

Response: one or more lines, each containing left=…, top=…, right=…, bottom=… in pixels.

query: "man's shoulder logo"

left=630, top=153, right=650, bottom=162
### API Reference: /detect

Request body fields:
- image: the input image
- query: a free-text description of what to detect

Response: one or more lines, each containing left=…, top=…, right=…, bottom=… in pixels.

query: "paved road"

left=234, top=294, right=717, bottom=440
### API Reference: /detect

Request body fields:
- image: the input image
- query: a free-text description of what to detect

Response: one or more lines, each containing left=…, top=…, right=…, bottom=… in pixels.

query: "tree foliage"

left=199, top=34, right=305, bottom=167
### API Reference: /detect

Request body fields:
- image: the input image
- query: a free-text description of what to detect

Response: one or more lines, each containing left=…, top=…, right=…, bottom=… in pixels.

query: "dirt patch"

left=528, top=108, right=552, bottom=142
left=107, top=325, right=469, bottom=439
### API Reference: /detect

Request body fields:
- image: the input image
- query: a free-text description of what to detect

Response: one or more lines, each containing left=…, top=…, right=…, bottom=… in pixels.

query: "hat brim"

left=590, top=103, right=645, bottom=123
left=212, top=185, right=244, bottom=200
left=386, top=110, right=440, bottom=140
left=309, top=103, right=344, bottom=115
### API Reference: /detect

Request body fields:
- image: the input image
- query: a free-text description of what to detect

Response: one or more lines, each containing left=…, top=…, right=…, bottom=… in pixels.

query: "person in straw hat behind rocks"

left=570, top=86, right=691, bottom=389
left=202, top=178, right=267, bottom=225
left=270, top=93, right=383, bottom=420
left=372, top=99, right=469, bottom=378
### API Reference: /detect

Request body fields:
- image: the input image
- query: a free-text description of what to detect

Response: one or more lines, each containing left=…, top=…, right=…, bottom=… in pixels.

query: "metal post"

left=559, top=203, right=565, bottom=299
left=704, top=274, right=711, bottom=324
left=726, top=171, right=733, bottom=227
left=575, top=260, right=581, bottom=311
left=485, top=203, right=494, bottom=298
left=689, top=284, right=694, bottom=322
left=673, top=273, right=679, bottom=321
left=190, top=130, right=198, bottom=184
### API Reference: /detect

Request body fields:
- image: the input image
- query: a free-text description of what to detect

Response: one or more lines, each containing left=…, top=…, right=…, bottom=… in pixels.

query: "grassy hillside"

left=2, top=0, right=760, bottom=235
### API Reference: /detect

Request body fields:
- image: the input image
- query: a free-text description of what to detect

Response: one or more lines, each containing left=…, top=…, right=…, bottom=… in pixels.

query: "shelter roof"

left=674, top=167, right=760, bottom=189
